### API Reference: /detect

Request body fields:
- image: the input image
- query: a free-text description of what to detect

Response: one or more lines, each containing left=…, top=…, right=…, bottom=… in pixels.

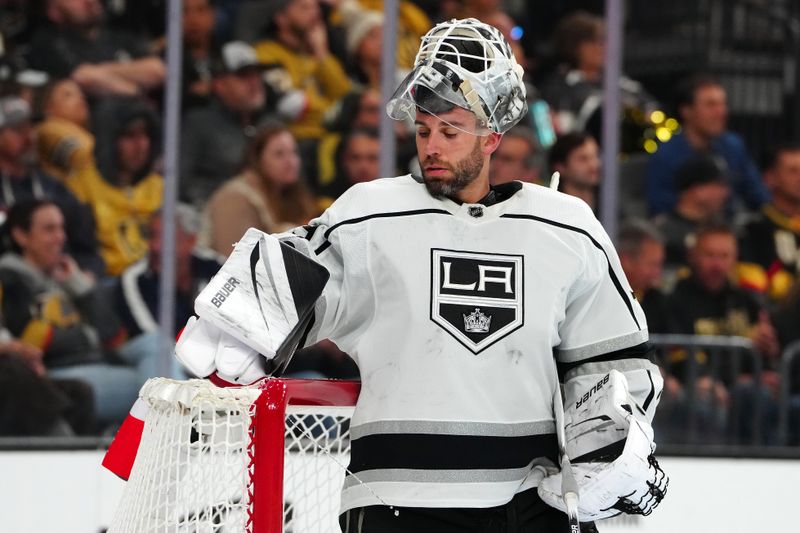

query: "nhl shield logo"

left=431, top=249, right=524, bottom=354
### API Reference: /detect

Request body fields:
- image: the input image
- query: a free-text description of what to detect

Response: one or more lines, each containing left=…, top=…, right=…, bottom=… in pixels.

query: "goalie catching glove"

left=175, top=228, right=329, bottom=383
left=538, top=369, right=668, bottom=521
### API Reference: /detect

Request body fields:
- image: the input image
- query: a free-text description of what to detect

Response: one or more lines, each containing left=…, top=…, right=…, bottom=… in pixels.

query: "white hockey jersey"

left=287, top=174, right=655, bottom=513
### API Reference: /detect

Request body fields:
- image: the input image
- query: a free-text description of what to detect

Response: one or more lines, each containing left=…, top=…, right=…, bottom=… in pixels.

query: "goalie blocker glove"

left=175, top=228, right=330, bottom=383
left=538, top=370, right=668, bottom=521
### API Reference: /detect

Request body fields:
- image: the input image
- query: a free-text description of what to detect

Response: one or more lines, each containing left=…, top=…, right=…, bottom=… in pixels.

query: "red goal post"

left=108, top=377, right=361, bottom=533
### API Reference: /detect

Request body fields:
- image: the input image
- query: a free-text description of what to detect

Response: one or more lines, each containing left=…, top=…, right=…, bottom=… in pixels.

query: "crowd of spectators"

left=0, top=1, right=798, bottom=446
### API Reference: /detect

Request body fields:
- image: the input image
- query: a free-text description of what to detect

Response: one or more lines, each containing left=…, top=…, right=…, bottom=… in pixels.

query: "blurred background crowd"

left=0, top=0, right=799, bottom=449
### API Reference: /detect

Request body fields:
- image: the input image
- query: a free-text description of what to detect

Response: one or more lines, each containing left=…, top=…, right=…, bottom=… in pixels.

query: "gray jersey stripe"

left=555, top=330, right=649, bottom=363
left=342, top=466, right=534, bottom=488
left=563, top=357, right=659, bottom=382
left=350, top=419, right=555, bottom=440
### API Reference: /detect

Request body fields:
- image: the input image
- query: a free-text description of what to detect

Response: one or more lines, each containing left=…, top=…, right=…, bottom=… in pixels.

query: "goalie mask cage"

left=109, top=377, right=360, bottom=533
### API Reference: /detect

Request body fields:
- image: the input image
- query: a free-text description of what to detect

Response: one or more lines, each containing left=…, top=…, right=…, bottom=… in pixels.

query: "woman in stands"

left=199, top=123, right=318, bottom=257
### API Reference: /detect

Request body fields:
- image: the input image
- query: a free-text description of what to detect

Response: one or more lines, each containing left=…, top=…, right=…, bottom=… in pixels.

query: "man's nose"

left=425, top=132, right=443, bottom=157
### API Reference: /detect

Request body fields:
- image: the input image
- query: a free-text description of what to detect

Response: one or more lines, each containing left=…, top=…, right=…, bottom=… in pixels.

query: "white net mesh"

left=283, top=406, right=352, bottom=533
left=109, top=378, right=355, bottom=533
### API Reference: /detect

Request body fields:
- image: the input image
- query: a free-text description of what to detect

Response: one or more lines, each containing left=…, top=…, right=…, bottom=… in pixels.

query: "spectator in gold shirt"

left=255, top=0, right=351, bottom=142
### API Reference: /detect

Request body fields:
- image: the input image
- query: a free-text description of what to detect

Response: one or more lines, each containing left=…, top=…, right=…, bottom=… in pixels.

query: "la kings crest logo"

left=431, top=249, right=524, bottom=354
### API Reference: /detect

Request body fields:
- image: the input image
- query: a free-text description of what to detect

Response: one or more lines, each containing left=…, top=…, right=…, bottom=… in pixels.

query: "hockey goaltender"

left=175, top=18, right=668, bottom=533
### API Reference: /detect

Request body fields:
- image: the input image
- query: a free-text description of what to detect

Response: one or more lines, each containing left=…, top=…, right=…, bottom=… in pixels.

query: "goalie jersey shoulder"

left=521, top=182, right=605, bottom=234
left=316, top=174, right=439, bottom=224
left=513, top=182, right=616, bottom=258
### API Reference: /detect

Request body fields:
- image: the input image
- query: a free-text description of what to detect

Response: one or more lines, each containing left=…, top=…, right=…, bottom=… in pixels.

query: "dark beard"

left=422, top=138, right=485, bottom=200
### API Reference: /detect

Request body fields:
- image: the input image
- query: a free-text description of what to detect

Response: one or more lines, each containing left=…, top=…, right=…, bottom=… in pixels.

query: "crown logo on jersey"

left=463, top=308, right=491, bottom=333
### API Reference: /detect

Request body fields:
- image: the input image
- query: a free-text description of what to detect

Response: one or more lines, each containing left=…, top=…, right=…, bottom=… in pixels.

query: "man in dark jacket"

left=667, top=223, right=779, bottom=443
left=179, top=41, right=271, bottom=207
left=738, top=142, right=800, bottom=301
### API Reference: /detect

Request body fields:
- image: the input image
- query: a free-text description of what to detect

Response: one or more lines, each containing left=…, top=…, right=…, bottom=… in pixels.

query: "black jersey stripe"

left=556, top=341, right=653, bottom=380
left=313, top=209, right=453, bottom=255
left=348, top=432, right=558, bottom=473
left=500, top=213, right=641, bottom=330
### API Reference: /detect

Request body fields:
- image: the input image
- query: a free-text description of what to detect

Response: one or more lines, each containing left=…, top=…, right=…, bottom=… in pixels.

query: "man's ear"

left=482, top=132, right=503, bottom=156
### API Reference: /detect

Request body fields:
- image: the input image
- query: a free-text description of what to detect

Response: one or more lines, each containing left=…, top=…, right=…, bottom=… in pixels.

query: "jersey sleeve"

left=279, top=196, right=373, bottom=355
left=556, top=215, right=648, bottom=363
left=556, top=212, right=661, bottom=424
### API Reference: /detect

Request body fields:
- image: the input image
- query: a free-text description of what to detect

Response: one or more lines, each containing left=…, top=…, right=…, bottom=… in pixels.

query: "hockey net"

left=109, top=377, right=360, bottom=533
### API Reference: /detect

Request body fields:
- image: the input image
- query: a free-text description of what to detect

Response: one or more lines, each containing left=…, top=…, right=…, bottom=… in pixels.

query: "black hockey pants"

left=339, top=487, right=599, bottom=533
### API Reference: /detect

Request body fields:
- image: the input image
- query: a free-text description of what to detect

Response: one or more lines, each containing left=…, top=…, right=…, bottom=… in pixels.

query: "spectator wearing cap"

left=180, top=41, right=272, bottom=208
left=0, top=95, right=103, bottom=275
left=25, top=0, right=165, bottom=97
left=254, top=0, right=351, bottom=141
left=328, top=0, right=431, bottom=71
left=339, top=2, right=386, bottom=89
left=0, top=54, right=50, bottom=107
left=738, top=142, right=800, bottom=301
left=646, top=74, right=769, bottom=216
left=335, top=1, right=417, bottom=90
left=653, top=155, right=730, bottom=268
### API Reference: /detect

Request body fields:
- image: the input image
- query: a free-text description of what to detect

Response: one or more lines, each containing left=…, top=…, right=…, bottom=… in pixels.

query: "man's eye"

left=417, top=130, right=430, bottom=138
left=444, top=131, right=457, bottom=139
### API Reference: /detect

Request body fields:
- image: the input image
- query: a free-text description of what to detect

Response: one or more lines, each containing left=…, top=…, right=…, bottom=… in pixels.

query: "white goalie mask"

left=387, top=18, right=527, bottom=135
